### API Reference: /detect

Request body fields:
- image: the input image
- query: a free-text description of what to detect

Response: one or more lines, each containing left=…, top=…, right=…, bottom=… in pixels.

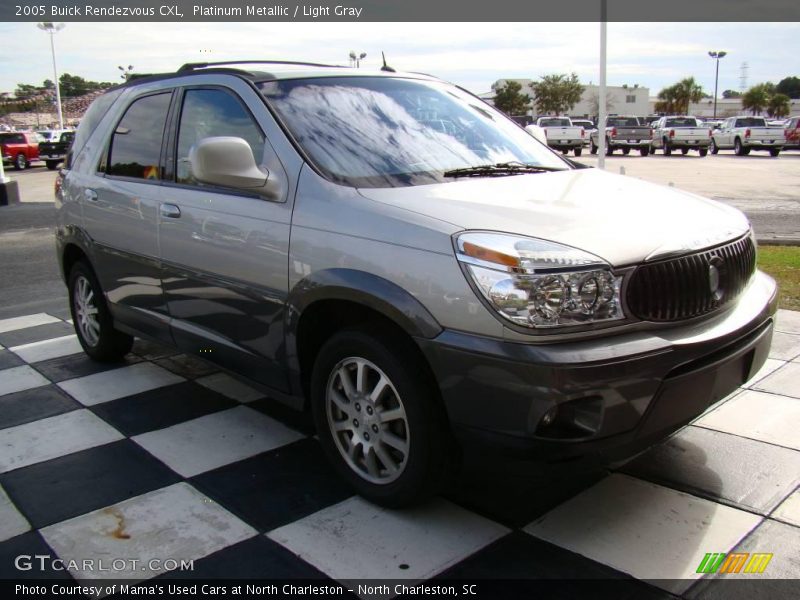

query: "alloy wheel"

left=74, top=275, right=100, bottom=346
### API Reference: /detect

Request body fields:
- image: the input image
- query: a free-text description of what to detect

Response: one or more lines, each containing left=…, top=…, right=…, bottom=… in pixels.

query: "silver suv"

left=56, top=61, right=777, bottom=506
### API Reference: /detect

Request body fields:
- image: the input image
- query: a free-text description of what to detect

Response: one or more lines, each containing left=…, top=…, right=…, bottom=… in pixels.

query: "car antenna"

left=380, top=52, right=396, bottom=72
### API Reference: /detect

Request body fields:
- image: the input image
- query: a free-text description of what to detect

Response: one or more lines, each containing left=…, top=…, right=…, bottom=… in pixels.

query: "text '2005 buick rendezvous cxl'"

left=55, top=61, right=777, bottom=506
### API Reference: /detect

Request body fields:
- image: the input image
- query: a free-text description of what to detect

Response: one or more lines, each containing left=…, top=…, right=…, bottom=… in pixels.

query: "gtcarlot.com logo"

left=15, top=554, right=194, bottom=573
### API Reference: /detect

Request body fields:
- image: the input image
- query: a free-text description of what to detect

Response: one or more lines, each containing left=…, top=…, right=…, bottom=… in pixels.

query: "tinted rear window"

left=0, top=133, right=25, bottom=144
left=607, top=117, right=641, bottom=126
left=735, top=118, right=766, bottom=128
left=665, top=117, right=699, bottom=127
left=539, top=118, right=571, bottom=127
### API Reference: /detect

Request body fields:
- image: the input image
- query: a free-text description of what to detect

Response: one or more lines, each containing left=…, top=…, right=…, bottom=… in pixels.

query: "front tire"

left=663, top=139, right=672, bottom=156
left=573, top=147, right=582, bottom=157
left=590, top=140, right=598, bottom=155
left=699, top=148, right=708, bottom=157
left=640, top=147, right=650, bottom=156
left=46, top=160, right=59, bottom=170
left=68, top=261, right=133, bottom=362
left=769, top=148, right=781, bottom=157
left=14, top=153, right=27, bottom=170
left=311, top=329, right=452, bottom=507
left=681, top=148, right=689, bottom=155
left=710, top=139, right=719, bottom=154
left=622, top=148, right=631, bottom=155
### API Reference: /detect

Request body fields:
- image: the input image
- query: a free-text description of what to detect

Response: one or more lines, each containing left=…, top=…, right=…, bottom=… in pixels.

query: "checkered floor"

left=1, top=310, right=799, bottom=597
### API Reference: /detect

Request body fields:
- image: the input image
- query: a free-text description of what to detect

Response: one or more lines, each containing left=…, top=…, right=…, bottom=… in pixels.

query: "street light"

left=348, top=50, right=367, bottom=68
left=37, top=22, right=65, bottom=130
left=118, top=65, right=134, bottom=81
left=708, top=50, right=727, bottom=119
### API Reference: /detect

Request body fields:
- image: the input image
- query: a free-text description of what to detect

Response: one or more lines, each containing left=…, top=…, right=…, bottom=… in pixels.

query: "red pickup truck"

left=1, top=132, right=40, bottom=170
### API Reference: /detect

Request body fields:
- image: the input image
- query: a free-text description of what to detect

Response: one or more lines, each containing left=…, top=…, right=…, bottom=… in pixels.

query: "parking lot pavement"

left=1, top=310, right=799, bottom=595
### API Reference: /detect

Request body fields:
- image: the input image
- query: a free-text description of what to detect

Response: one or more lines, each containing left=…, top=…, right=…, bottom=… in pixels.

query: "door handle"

left=160, top=203, right=181, bottom=219
left=84, top=189, right=98, bottom=202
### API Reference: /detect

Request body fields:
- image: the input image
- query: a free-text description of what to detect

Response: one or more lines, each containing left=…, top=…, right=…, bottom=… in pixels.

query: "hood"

left=358, top=168, right=750, bottom=267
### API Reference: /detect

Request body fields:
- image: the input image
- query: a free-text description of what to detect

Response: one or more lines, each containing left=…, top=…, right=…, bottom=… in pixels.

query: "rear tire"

left=311, top=328, right=453, bottom=507
left=14, top=153, right=27, bottom=170
left=68, top=261, right=134, bottom=362
left=734, top=138, right=747, bottom=156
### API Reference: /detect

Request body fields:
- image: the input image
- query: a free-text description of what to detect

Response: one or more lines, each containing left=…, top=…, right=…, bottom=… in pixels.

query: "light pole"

left=118, top=65, right=134, bottom=81
left=37, top=22, right=65, bottom=130
left=348, top=51, right=367, bottom=68
left=708, top=50, right=727, bottom=119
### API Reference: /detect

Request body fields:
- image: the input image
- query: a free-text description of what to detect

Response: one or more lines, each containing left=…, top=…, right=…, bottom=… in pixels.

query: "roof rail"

left=177, top=60, right=345, bottom=72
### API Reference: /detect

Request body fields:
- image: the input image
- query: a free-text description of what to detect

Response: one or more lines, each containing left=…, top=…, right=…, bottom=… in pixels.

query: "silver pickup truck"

left=650, top=116, right=710, bottom=156
left=711, top=116, right=784, bottom=156
left=590, top=116, right=652, bottom=156
left=528, top=117, right=585, bottom=156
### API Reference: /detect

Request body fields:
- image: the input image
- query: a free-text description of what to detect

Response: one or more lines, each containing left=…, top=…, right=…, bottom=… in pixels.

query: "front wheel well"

left=295, top=299, right=440, bottom=410
left=62, top=243, right=88, bottom=281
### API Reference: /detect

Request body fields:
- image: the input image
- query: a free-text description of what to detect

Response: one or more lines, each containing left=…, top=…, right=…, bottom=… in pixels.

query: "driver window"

left=176, top=88, right=265, bottom=186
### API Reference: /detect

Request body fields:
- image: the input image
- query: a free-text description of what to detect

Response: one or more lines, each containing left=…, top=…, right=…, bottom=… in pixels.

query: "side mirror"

left=189, top=136, right=276, bottom=196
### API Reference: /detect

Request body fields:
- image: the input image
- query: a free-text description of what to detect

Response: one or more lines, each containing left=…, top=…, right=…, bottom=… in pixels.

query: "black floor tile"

left=91, top=381, right=238, bottom=437
left=0, top=531, right=74, bottom=579
left=191, top=438, right=352, bottom=533
left=0, top=384, right=80, bottom=430
left=156, top=535, right=329, bottom=580
left=0, top=322, right=75, bottom=347
left=0, top=440, right=181, bottom=529
left=248, top=397, right=316, bottom=436
left=132, top=338, right=179, bottom=361
left=438, top=532, right=675, bottom=599
left=621, top=425, right=800, bottom=515
left=155, top=354, right=219, bottom=379
left=31, top=352, right=143, bottom=383
left=0, top=349, right=25, bottom=370
left=445, top=454, right=608, bottom=529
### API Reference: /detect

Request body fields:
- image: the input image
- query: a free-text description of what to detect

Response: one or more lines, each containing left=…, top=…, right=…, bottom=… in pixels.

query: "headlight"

left=455, top=232, right=625, bottom=329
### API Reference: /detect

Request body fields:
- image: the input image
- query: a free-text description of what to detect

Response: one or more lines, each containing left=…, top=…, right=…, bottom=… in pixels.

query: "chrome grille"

left=626, top=236, right=756, bottom=322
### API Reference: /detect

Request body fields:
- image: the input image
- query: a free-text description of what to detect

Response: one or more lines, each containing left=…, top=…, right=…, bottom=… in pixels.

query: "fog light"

left=539, top=406, right=558, bottom=428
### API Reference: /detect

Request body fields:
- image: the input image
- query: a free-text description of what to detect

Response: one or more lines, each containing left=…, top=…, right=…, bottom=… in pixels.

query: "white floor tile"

left=58, top=362, right=184, bottom=406
left=0, top=365, right=50, bottom=396
left=10, top=335, right=83, bottom=363
left=772, top=490, right=800, bottom=528
left=0, top=484, right=31, bottom=542
left=195, top=372, right=264, bottom=403
left=742, top=358, right=786, bottom=388
left=775, top=309, right=800, bottom=335
left=769, top=332, right=800, bottom=361
left=40, top=482, right=257, bottom=581
left=268, top=496, right=508, bottom=588
left=524, top=474, right=761, bottom=594
left=696, top=389, right=800, bottom=451
left=132, top=406, right=304, bottom=477
left=752, top=362, right=800, bottom=399
left=0, top=313, right=61, bottom=334
left=0, top=410, right=123, bottom=473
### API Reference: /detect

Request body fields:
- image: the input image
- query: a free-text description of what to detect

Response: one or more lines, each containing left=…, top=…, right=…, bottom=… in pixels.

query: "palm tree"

left=767, top=93, right=791, bottom=118
left=742, top=84, right=770, bottom=115
left=672, top=77, right=704, bottom=114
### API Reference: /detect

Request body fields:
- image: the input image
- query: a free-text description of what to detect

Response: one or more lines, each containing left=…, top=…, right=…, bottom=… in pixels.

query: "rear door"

left=81, top=90, right=175, bottom=342
left=157, top=81, right=293, bottom=391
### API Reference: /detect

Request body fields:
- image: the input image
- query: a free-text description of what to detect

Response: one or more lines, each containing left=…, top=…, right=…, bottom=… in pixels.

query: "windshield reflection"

left=259, top=77, right=567, bottom=187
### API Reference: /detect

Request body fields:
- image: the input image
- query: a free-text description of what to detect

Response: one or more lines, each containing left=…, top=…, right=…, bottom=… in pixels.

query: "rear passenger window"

left=106, top=92, right=171, bottom=180
left=176, top=88, right=265, bottom=186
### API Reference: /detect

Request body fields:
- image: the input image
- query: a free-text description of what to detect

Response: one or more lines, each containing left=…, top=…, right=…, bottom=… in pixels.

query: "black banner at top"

left=4, top=0, right=800, bottom=22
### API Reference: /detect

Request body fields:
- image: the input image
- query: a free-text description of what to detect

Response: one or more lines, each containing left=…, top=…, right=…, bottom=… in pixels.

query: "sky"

left=0, top=21, right=797, bottom=98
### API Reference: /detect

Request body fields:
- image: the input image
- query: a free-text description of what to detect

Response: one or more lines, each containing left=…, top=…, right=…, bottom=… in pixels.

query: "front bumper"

left=417, top=271, right=777, bottom=461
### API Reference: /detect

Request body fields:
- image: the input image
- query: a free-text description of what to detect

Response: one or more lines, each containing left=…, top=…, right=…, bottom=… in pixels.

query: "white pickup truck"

left=650, top=116, right=711, bottom=156
left=711, top=116, right=785, bottom=156
left=525, top=117, right=585, bottom=156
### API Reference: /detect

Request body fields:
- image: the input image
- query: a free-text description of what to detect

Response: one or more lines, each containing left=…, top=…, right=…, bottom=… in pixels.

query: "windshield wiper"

left=443, top=161, right=566, bottom=178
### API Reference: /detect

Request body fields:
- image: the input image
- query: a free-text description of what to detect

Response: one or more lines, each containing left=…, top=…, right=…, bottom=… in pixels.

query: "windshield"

left=607, top=117, right=641, bottom=127
left=665, top=117, right=699, bottom=127
left=258, top=76, right=568, bottom=187
left=539, top=118, right=571, bottom=127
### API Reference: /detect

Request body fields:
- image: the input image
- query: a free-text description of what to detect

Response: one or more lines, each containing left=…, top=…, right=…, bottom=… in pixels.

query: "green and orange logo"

left=696, top=552, right=773, bottom=574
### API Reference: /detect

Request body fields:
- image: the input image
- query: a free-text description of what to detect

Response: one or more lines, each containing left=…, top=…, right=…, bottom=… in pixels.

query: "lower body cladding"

left=417, top=272, right=777, bottom=462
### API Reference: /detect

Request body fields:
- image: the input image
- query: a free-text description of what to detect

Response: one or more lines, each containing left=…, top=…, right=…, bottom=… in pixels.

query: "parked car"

left=1, top=131, right=40, bottom=170
left=590, top=115, right=652, bottom=156
left=38, top=130, right=75, bottom=170
left=525, top=116, right=585, bottom=156
left=650, top=116, right=711, bottom=156
left=711, top=116, right=784, bottom=156
left=570, top=119, right=595, bottom=146
left=56, top=61, right=777, bottom=506
left=783, top=116, right=800, bottom=150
